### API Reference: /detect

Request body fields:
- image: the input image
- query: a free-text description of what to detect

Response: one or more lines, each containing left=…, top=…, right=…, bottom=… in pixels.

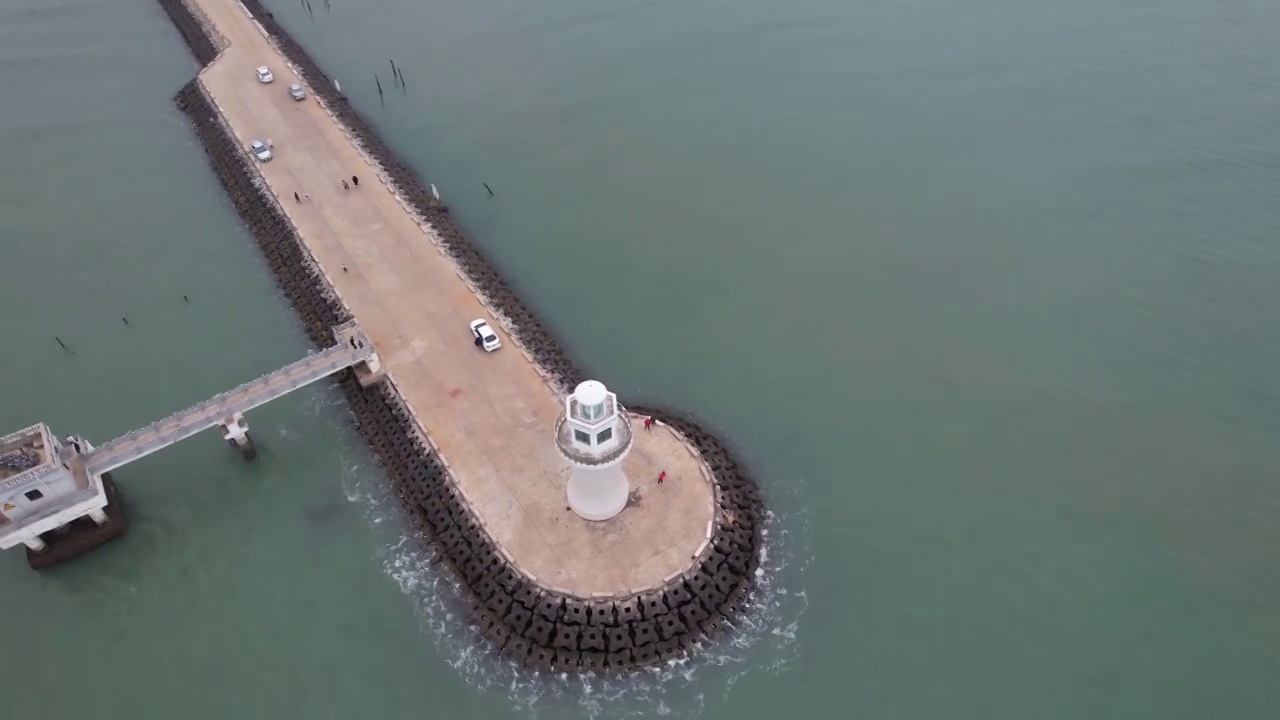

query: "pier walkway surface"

left=188, top=0, right=714, bottom=595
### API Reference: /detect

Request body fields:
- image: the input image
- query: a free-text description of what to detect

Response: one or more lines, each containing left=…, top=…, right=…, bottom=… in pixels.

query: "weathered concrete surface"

left=189, top=0, right=714, bottom=596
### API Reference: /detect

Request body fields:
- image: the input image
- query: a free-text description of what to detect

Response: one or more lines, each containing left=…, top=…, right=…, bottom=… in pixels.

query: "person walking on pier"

left=342, top=179, right=350, bottom=190
left=644, top=416, right=653, bottom=431
left=657, top=471, right=666, bottom=485
left=351, top=175, right=359, bottom=187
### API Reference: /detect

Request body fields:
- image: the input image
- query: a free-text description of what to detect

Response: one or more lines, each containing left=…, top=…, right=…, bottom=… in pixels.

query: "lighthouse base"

left=567, top=465, right=629, bottom=521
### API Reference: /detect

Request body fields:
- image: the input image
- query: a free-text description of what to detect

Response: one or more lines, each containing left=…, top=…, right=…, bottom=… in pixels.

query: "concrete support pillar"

left=354, top=352, right=385, bottom=387
left=220, top=413, right=257, bottom=460
left=88, top=508, right=109, bottom=526
left=24, top=537, right=46, bottom=552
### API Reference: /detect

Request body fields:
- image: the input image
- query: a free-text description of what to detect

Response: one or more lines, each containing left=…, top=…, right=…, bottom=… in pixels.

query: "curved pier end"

left=158, top=0, right=764, bottom=670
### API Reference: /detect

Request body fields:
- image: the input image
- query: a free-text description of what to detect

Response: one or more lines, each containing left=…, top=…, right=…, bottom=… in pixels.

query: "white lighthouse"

left=555, top=380, right=633, bottom=521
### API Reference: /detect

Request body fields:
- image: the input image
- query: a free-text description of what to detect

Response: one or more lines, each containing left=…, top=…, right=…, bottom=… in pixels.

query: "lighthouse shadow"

left=626, top=487, right=643, bottom=509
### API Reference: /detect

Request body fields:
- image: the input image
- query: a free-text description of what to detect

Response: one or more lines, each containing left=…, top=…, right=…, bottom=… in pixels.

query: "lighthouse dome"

left=575, top=381, right=607, bottom=407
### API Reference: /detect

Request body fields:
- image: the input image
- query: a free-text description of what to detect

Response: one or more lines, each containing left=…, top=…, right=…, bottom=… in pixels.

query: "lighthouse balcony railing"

left=554, top=411, right=633, bottom=467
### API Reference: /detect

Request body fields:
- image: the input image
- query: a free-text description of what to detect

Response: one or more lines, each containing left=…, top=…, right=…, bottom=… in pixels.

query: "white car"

left=469, top=319, right=501, bottom=352
left=256, top=66, right=274, bottom=83
left=288, top=83, right=306, bottom=101
left=250, top=140, right=272, bottom=162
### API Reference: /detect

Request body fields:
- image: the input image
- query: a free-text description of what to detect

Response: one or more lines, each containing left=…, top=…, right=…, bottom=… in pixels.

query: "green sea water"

left=1, top=0, right=1279, bottom=717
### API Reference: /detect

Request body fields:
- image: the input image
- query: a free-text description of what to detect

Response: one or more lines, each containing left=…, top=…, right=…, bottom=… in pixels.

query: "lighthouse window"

left=596, top=428, right=613, bottom=444
left=574, top=429, right=591, bottom=445
left=24, top=488, right=45, bottom=502
left=581, top=402, right=603, bottom=421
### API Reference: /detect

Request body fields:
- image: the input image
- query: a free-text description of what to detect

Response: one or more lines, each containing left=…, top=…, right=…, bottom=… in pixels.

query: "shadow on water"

left=302, top=493, right=350, bottom=529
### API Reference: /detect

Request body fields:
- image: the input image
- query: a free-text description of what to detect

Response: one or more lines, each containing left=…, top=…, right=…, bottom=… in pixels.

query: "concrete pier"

left=149, top=0, right=765, bottom=671
left=220, top=412, right=255, bottom=459
left=189, top=0, right=715, bottom=597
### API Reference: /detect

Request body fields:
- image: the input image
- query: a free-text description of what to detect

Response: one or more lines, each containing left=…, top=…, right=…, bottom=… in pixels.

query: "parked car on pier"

left=256, top=66, right=274, bottom=83
left=288, top=84, right=306, bottom=101
left=469, top=319, right=502, bottom=352
left=250, top=140, right=272, bottom=162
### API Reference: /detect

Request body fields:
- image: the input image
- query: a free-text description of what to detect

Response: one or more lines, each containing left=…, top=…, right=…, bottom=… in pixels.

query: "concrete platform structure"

left=186, top=0, right=716, bottom=596
left=26, top=474, right=128, bottom=571
left=0, top=424, right=110, bottom=553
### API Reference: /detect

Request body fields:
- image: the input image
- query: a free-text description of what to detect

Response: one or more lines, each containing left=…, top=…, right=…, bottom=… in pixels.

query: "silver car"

left=288, top=84, right=306, bottom=101
left=250, top=140, right=272, bottom=162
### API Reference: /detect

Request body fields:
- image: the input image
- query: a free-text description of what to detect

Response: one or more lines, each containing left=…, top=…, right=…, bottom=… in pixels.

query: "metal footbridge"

left=84, top=324, right=380, bottom=475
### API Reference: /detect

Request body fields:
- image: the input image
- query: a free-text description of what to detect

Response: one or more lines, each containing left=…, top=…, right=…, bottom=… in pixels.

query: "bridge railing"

left=85, top=341, right=372, bottom=475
